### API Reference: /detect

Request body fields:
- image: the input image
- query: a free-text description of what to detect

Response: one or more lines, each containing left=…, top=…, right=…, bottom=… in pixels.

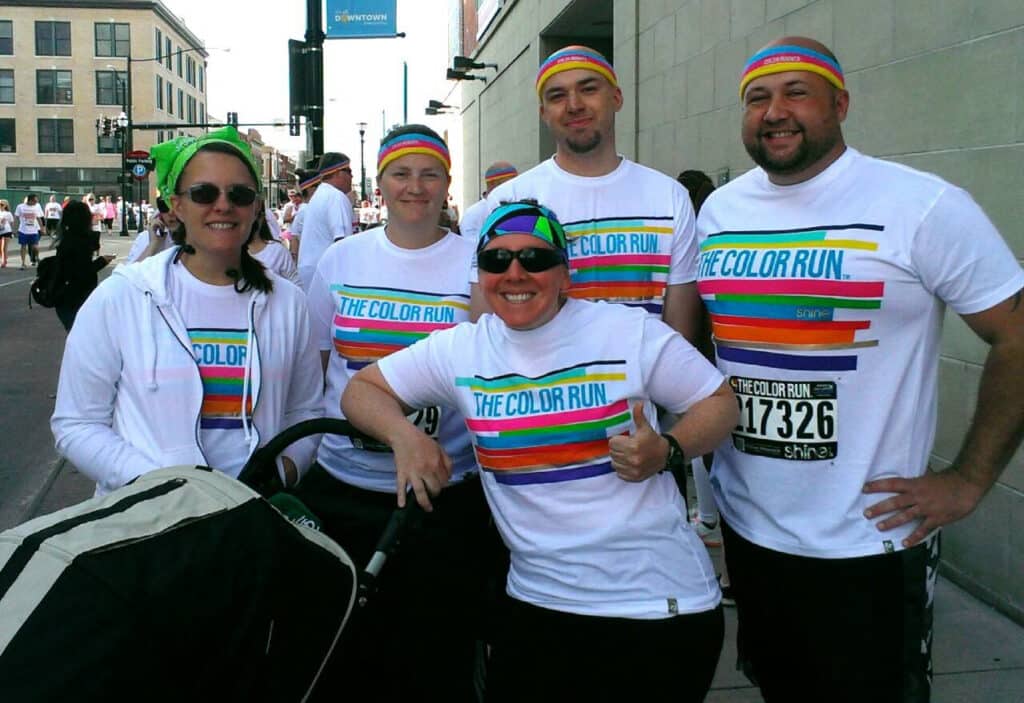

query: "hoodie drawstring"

left=240, top=293, right=257, bottom=445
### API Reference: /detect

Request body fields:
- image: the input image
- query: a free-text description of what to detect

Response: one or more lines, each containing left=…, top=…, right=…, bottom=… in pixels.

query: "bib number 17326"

left=730, top=377, right=838, bottom=461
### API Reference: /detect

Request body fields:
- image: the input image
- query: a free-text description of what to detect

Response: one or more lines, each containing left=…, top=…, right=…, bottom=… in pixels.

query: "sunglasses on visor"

left=177, top=183, right=258, bottom=206
left=477, top=247, right=565, bottom=274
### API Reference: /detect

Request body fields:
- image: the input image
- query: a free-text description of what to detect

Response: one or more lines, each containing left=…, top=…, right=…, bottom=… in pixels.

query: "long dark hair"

left=55, top=200, right=100, bottom=256
left=172, top=142, right=272, bottom=294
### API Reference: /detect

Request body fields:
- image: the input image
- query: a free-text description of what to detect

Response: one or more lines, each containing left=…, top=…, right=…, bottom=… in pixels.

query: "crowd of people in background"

left=31, top=35, right=1024, bottom=703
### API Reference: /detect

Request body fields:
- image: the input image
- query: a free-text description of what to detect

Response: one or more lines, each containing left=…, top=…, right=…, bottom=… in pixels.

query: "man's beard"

left=566, top=130, right=602, bottom=154
left=744, top=125, right=840, bottom=178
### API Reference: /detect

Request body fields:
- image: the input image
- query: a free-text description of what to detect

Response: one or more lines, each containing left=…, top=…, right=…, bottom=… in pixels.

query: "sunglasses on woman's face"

left=477, top=246, right=564, bottom=274
left=178, top=183, right=258, bottom=207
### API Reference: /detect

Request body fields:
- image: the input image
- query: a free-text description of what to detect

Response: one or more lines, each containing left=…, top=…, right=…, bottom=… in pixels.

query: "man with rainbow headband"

left=296, top=151, right=354, bottom=291
left=473, top=45, right=703, bottom=344
left=298, top=124, right=491, bottom=701
left=459, top=161, right=519, bottom=242
left=696, top=36, right=1024, bottom=701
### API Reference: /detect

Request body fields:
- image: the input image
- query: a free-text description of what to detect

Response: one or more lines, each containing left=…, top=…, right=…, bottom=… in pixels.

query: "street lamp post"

left=357, top=121, right=367, bottom=202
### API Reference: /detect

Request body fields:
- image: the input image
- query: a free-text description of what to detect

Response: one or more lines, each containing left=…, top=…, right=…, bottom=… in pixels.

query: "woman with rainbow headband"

left=298, top=123, right=490, bottom=701
left=51, top=126, right=323, bottom=496
left=342, top=200, right=739, bottom=702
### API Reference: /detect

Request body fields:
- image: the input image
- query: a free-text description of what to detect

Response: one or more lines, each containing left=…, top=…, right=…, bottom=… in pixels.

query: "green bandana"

left=150, top=125, right=261, bottom=197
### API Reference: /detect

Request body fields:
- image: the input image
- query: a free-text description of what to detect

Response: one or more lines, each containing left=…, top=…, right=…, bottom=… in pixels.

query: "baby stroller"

left=0, top=419, right=416, bottom=702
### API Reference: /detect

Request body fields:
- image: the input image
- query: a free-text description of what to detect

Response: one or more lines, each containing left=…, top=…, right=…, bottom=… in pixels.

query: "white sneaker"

left=689, top=510, right=721, bottom=547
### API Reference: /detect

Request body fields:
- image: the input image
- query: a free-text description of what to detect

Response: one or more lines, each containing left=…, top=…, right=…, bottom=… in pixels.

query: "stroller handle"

left=237, top=418, right=423, bottom=587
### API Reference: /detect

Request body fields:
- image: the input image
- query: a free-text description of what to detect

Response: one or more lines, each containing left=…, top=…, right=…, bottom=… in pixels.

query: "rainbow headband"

left=377, top=132, right=451, bottom=174
left=298, top=172, right=321, bottom=191
left=478, top=201, right=568, bottom=262
left=536, top=45, right=617, bottom=96
left=484, top=165, right=518, bottom=189
left=318, top=160, right=350, bottom=180
left=740, top=45, right=844, bottom=97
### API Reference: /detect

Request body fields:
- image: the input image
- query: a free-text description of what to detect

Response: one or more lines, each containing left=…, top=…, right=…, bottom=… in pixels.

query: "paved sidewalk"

left=695, top=521, right=1024, bottom=702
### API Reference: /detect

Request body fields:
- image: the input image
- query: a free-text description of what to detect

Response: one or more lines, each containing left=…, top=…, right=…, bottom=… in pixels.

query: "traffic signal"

left=227, top=111, right=238, bottom=127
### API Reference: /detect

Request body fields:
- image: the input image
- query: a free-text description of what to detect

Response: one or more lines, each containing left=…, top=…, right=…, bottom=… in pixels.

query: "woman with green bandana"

left=51, top=126, right=323, bottom=496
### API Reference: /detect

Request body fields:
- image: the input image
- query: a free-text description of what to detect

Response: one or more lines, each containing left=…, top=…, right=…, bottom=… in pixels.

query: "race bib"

left=351, top=406, right=442, bottom=453
left=730, top=376, right=837, bottom=461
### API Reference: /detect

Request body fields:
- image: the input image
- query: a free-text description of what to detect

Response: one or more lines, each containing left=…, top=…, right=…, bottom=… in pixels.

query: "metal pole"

left=305, top=0, right=324, bottom=166
left=120, top=54, right=131, bottom=236
left=357, top=122, right=367, bottom=202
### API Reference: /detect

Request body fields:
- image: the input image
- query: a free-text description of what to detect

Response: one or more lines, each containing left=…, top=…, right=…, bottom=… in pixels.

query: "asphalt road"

left=0, top=230, right=135, bottom=530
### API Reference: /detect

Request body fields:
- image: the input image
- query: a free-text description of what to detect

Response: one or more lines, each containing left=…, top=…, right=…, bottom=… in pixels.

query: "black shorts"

left=487, top=595, right=723, bottom=703
left=292, top=465, right=495, bottom=702
left=722, top=521, right=939, bottom=703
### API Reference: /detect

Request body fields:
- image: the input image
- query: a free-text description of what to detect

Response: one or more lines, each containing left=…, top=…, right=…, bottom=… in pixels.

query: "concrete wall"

left=465, top=0, right=1024, bottom=620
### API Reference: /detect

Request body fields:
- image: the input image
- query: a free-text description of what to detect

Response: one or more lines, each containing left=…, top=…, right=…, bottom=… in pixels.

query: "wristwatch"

left=661, top=433, right=686, bottom=472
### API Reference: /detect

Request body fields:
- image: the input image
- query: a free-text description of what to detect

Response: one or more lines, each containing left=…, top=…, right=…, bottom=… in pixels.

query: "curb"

left=17, top=455, right=67, bottom=525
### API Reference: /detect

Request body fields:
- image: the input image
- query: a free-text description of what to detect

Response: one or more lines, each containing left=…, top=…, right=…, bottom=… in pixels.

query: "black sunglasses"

left=178, top=183, right=258, bottom=207
left=477, top=247, right=565, bottom=274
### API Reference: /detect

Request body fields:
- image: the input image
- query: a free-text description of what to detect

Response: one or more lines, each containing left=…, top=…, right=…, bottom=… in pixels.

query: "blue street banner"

left=326, top=0, right=397, bottom=39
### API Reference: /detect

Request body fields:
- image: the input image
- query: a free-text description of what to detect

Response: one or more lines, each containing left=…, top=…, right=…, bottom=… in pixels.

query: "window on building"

left=187, top=95, right=196, bottom=123
left=199, top=102, right=205, bottom=125
left=186, top=56, right=194, bottom=86
left=37, top=69, right=73, bottom=104
left=176, top=47, right=183, bottom=77
left=98, top=134, right=120, bottom=154
left=0, top=69, right=13, bottom=103
left=156, top=75, right=163, bottom=110
left=35, top=21, right=71, bottom=56
left=198, top=64, right=204, bottom=93
left=0, top=21, right=12, bottom=56
left=154, top=28, right=162, bottom=61
left=96, top=70, right=127, bottom=105
left=38, top=118, right=74, bottom=153
left=166, top=81, right=173, bottom=116
left=177, top=88, right=184, bottom=119
left=164, top=37, right=171, bottom=68
left=95, top=22, right=130, bottom=57
left=0, top=118, right=14, bottom=152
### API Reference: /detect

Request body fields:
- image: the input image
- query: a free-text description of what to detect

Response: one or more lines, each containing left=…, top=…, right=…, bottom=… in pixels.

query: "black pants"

left=487, top=595, right=723, bottom=703
left=722, top=522, right=938, bottom=703
left=293, top=465, right=494, bottom=702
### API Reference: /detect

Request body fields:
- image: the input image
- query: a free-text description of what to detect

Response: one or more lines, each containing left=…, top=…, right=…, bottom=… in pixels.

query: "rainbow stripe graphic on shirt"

left=564, top=216, right=674, bottom=314
left=456, top=360, right=630, bottom=485
left=697, top=224, right=885, bottom=371
left=331, top=283, right=470, bottom=369
left=189, top=329, right=252, bottom=430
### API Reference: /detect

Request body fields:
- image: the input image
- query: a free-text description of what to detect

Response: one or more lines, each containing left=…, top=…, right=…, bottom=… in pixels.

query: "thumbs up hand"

left=608, top=401, right=669, bottom=483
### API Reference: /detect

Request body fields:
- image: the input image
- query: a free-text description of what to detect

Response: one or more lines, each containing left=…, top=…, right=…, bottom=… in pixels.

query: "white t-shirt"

left=124, top=229, right=174, bottom=264
left=290, top=205, right=307, bottom=237
left=308, top=227, right=477, bottom=492
left=45, top=202, right=62, bottom=220
left=168, top=263, right=254, bottom=478
left=482, top=157, right=698, bottom=316
left=15, top=203, right=44, bottom=234
left=298, top=182, right=353, bottom=290
left=378, top=298, right=724, bottom=618
left=459, top=198, right=490, bottom=243
left=252, top=240, right=301, bottom=287
left=0, top=210, right=15, bottom=234
left=90, top=203, right=105, bottom=232
left=697, top=147, right=1024, bottom=559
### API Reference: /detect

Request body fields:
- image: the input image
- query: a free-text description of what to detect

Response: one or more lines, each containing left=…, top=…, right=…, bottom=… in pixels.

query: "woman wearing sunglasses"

left=298, top=124, right=490, bottom=701
left=341, top=200, right=739, bottom=702
left=52, top=126, right=323, bottom=496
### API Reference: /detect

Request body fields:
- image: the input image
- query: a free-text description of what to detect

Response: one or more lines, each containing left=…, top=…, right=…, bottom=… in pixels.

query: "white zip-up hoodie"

left=52, top=248, right=324, bottom=495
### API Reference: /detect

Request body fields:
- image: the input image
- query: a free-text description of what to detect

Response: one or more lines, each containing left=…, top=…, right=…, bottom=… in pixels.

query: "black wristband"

left=661, top=432, right=686, bottom=471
